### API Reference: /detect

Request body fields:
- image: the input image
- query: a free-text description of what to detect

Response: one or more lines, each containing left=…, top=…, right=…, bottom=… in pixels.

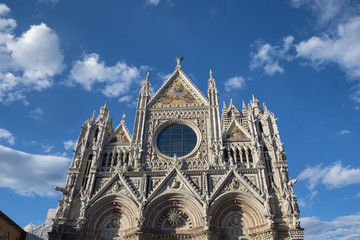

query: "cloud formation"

left=0, top=4, right=64, bottom=104
left=0, top=128, right=15, bottom=145
left=29, top=107, right=44, bottom=121
left=296, top=17, right=360, bottom=80
left=250, top=1, right=360, bottom=104
left=146, top=0, right=161, bottom=6
left=335, top=130, right=351, bottom=136
left=224, top=76, right=246, bottom=92
left=250, top=36, right=294, bottom=76
left=301, top=212, right=360, bottom=240
left=298, top=161, right=360, bottom=190
left=0, top=144, right=70, bottom=197
left=69, top=53, right=148, bottom=98
left=63, top=140, right=77, bottom=151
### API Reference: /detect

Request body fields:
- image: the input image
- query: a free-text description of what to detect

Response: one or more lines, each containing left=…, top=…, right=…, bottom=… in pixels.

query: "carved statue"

left=175, top=56, right=183, bottom=67
left=229, top=178, right=240, bottom=190
left=264, top=192, right=272, bottom=215
left=171, top=178, right=181, bottom=189
left=112, top=181, right=121, bottom=192
left=288, top=179, right=298, bottom=187
left=74, top=157, right=80, bottom=168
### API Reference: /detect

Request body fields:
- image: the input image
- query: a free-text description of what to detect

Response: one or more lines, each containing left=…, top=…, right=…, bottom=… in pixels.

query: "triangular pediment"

left=148, top=69, right=208, bottom=108
left=146, top=167, right=203, bottom=204
left=209, top=169, right=263, bottom=203
left=223, top=120, right=251, bottom=141
left=107, top=117, right=132, bottom=145
left=89, top=172, right=142, bottom=205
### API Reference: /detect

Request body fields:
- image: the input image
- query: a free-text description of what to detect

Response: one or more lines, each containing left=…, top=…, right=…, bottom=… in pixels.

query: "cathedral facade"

left=50, top=60, right=304, bottom=240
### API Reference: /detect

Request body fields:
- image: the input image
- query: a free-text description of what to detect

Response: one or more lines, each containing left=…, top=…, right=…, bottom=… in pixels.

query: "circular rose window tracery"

left=156, top=124, right=197, bottom=158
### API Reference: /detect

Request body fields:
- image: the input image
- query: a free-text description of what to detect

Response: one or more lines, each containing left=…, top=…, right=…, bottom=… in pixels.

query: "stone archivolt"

left=50, top=60, right=303, bottom=240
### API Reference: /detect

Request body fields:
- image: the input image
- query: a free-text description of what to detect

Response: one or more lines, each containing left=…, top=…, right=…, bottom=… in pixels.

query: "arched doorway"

left=210, top=192, right=267, bottom=240
left=84, top=194, right=138, bottom=239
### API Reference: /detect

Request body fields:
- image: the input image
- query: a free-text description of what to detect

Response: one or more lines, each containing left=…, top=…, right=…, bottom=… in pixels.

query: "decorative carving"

left=167, top=208, right=182, bottom=227
left=170, top=178, right=181, bottom=189
left=229, top=178, right=240, bottom=190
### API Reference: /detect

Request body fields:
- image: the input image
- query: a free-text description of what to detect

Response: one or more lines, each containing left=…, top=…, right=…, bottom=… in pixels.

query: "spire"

left=90, top=110, right=95, bottom=121
left=263, top=102, right=268, bottom=112
left=121, top=113, right=126, bottom=124
left=140, top=72, right=150, bottom=95
left=242, top=101, right=247, bottom=114
left=223, top=101, right=227, bottom=110
left=97, top=102, right=110, bottom=122
left=208, top=69, right=216, bottom=89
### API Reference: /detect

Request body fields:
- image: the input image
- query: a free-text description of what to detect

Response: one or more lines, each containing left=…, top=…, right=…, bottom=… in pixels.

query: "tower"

left=50, top=58, right=304, bottom=240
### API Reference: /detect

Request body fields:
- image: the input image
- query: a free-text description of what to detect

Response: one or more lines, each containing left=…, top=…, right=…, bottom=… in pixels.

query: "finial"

left=104, top=101, right=108, bottom=108
left=175, top=56, right=183, bottom=69
left=263, top=102, right=268, bottom=112
left=242, top=101, right=247, bottom=109
left=210, top=69, right=213, bottom=78
left=223, top=101, right=226, bottom=109
left=121, top=113, right=126, bottom=123
left=146, top=72, right=149, bottom=81
left=252, top=94, right=255, bottom=102
left=90, top=110, right=95, bottom=121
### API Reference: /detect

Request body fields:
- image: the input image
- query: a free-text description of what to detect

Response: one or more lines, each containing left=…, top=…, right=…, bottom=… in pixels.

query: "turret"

left=131, top=72, right=151, bottom=170
left=207, top=69, right=223, bottom=166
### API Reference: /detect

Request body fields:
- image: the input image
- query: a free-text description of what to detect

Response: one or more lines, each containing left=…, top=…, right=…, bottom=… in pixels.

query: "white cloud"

left=0, top=4, right=10, bottom=16
left=355, top=193, right=360, bottom=198
left=295, top=17, right=360, bottom=80
left=290, top=0, right=359, bottom=27
left=298, top=161, right=360, bottom=190
left=63, top=140, right=77, bottom=151
left=0, top=144, right=70, bottom=196
left=224, top=76, right=246, bottom=92
left=301, top=212, right=360, bottom=240
left=336, top=130, right=351, bottom=136
left=0, top=4, right=64, bottom=104
left=0, top=128, right=15, bottom=145
left=118, top=95, right=132, bottom=103
left=38, top=0, right=59, bottom=4
left=250, top=36, right=294, bottom=76
left=41, top=144, right=54, bottom=153
left=29, top=107, right=44, bottom=121
left=69, top=53, right=148, bottom=98
left=146, top=0, right=161, bottom=6
left=157, top=72, right=172, bottom=82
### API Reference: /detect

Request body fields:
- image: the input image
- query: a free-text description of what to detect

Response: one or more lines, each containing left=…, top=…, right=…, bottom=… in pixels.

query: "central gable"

left=148, top=69, right=208, bottom=108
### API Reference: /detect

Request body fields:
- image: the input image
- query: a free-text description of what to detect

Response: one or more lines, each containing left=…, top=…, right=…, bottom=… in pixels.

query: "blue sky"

left=0, top=0, right=359, bottom=239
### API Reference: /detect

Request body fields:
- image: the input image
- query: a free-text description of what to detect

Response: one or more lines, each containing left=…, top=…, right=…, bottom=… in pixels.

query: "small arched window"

left=94, top=128, right=99, bottom=142
left=101, top=153, right=107, bottom=167
left=248, top=149, right=253, bottom=163
left=242, top=149, right=247, bottom=163
left=236, top=149, right=241, bottom=163
left=223, top=149, right=229, bottom=162
left=258, top=122, right=263, bottom=134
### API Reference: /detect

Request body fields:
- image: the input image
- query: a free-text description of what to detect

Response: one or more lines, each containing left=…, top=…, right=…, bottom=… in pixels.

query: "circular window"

left=156, top=124, right=197, bottom=157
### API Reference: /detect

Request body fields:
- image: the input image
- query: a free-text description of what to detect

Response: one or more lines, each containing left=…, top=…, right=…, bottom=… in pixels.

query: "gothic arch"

left=143, top=193, right=204, bottom=234
left=84, top=194, right=138, bottom=239
left=210, top=192, right=268, bottom=238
